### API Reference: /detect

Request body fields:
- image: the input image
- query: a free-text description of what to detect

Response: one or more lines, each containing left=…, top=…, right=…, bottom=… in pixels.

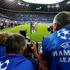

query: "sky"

left=23, top=0, right=64, bottom=4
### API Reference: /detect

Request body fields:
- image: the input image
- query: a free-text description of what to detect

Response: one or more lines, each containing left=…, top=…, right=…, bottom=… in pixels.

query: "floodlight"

left=67, top=1, right=70, bottom=4
left=18, top=1, right=21, bottom=5
left=36, top=6, right=41, bottom=10
left=56, top=4, right=59, bottom=7
left=47, top=5, right=50, bottom=8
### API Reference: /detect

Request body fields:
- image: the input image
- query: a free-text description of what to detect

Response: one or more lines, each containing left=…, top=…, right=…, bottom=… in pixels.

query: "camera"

left=20, top=30, right=27, bottom=38
left=20, top=30, right=32, bottom=46
left=47, top=25, right=53, bottom=33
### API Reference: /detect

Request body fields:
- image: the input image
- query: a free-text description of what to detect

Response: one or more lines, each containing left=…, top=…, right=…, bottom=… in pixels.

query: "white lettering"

left=60, top=57, right=67, bottom=62
left=52, top=50, right=70, bottom=56
left=60, top=57, right=70, bottom=63
left=59, top=51, right=63, bottom=56
left=64, top=50, right=70, bottom=56
left=68, top=57, right=70, bottom=62
left=52, top=51, right=57, bottom=56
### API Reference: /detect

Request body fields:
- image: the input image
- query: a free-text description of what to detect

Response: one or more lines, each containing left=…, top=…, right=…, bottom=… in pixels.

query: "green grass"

left=0, top=23, right=50, bottom=42
left=31, top=23, right=50, bottom=42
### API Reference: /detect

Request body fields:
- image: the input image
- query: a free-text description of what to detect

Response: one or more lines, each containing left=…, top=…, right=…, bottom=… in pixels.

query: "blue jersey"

left=42, top=26, right=70, bottom=70
left=0, top=45, right=6, bottom=57
left=0, top=55, right=34, bottom=70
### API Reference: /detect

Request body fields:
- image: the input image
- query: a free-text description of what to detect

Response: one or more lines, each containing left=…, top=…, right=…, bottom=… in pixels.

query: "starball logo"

left=0, top=60, right=10, bottom=70
left=57, top=29, right=70, bottom=40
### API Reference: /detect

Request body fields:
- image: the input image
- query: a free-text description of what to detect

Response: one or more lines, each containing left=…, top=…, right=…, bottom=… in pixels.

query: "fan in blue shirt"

left=42, top=11, right=70, bottom=70
left=0, top=32, right=10, bottom=57
left=0, top=34, right=34, bottom=70
left=0, top=45, right=6, bottom=57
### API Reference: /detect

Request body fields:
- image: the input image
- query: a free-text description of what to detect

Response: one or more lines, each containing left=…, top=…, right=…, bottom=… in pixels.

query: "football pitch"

left=0, top=23, right=50, bottom=42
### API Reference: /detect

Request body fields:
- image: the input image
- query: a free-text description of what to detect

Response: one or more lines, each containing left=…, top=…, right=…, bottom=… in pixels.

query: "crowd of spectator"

left=0, top=20, right=21, bottom=29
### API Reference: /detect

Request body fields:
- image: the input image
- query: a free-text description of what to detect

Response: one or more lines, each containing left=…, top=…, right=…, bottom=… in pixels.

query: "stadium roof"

left=0, top=0, right=70, bottom=13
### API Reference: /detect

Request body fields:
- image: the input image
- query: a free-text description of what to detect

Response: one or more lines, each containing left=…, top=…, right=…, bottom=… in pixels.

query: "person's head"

left=0, top=32, right=10, bottom=45
left=53, top=11, right=70, bottom=32
left=5, top=34, right=26, bottom=55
